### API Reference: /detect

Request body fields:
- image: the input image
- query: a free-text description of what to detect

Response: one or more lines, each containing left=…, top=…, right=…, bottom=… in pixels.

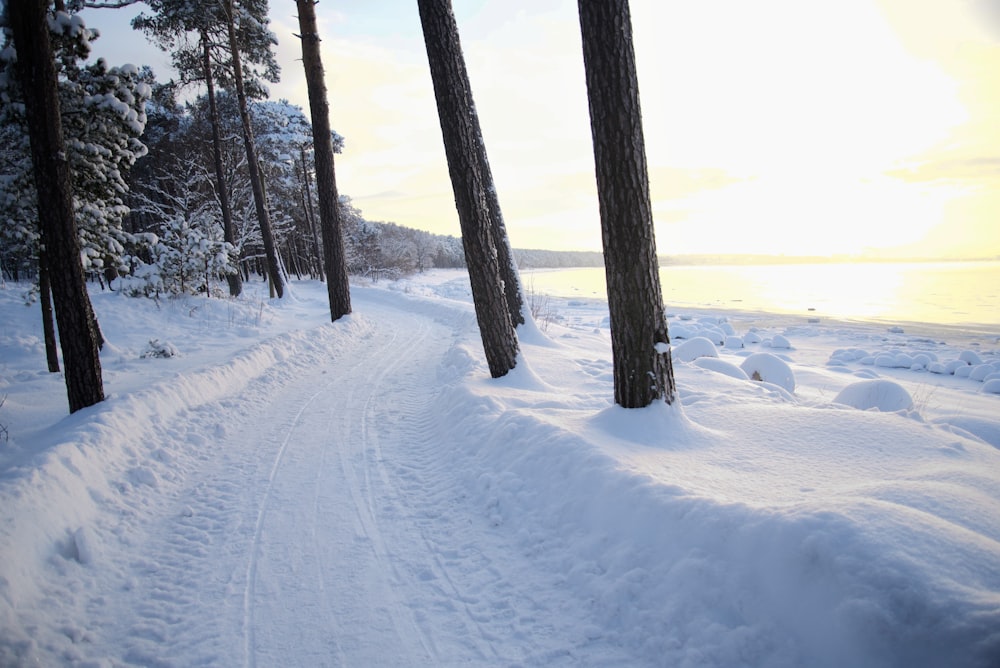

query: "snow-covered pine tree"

left=135, top=0, right=284, bottom=296
left=129, top=154, right=235, bottom=297
left=0, top=7, right=150, bottom=282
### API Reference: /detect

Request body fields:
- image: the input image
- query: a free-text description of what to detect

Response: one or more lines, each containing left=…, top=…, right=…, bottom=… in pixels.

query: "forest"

left=2, top=0, right=671, bottom=415
left=0, top=4, right=482, bottom=297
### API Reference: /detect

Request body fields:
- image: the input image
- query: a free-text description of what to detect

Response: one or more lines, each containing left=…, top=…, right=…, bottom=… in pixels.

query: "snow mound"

left=673, top=336, right=719, bottom=362
left=740, top=352, right=795, bottom=392
left=693, top=357, right=750, bottom=381
left=834, top=379, right=914, bottom=412
left=768, top=334, right=792, bottom=349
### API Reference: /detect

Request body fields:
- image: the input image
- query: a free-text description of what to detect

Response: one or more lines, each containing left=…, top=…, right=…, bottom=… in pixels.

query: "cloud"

left=888, top=156, right=1000, bottom=184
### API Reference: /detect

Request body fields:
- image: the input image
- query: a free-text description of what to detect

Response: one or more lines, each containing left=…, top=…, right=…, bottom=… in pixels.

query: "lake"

left=522, top=261, right=1000, bottom=328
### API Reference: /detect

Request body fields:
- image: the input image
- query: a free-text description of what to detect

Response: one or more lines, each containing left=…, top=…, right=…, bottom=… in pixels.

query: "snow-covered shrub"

left=693, top=357, right=749, bottom=381
left=673, top=337, right=719, bottom=362
left=960, top=350, right=983, bottom=365
left=768, top=334, right=792, bottom=349
left=834, top=379, right=913, bottom=412
left=724, top=335, right=744, bottom=349
left=139, top=216, right=235, bottom=297
left=740, top=352, right=795, bottom=392
left=970, top=365, right=995, bottom=382
left=141, top=339, right=178, bottom=359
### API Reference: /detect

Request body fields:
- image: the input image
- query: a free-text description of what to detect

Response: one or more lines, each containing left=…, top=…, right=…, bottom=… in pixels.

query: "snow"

left=740, top=352, right=796, bottom=393
left=833, top=379, right=914, bottom=412
left=1, top=270, right=999, bottom=667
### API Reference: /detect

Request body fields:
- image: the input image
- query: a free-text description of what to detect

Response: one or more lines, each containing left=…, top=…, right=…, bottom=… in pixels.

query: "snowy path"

left=43, top=290, right=629, bottom=666
left=242, top=301, right=448, bottom=665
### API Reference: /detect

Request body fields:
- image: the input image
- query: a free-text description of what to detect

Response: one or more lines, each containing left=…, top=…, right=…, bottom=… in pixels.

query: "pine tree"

left=417, top=0, right=519, bottom=378
left=1, top=9, right=150, bottom=280
left=295, top=0, right=351, bottom=321
left=6, top=0, right=104, bottom=412
left=134, top=0, right=283, bottom=296
left=220, top=0, right=285, bottom=297
left=577, top=0, right=677, bottom=408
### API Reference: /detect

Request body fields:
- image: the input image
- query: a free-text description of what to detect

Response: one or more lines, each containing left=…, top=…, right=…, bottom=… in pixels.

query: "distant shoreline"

left=514, top=249, right=999, bottom=269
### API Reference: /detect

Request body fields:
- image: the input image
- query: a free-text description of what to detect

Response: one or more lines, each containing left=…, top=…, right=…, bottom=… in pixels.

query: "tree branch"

left=74, top=0, right=141, bottom=9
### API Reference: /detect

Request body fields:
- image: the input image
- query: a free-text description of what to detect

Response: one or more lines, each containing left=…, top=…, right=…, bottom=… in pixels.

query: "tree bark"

left=577, top=0, right=676, bottom=408
left=417, top=0, right=519, bottom=377
left=477, top=136, right=525, bottom=326
left=202, top=28, right=243, bottom=298
left=38, top=251, right=60, bottom=373
left=223, top=0, right=285, bottom=298
left=299, top=145, right=324, bottom=282
left=295, top=0, right=351, bottom=320
left=10, top=0, right=105, bottom=413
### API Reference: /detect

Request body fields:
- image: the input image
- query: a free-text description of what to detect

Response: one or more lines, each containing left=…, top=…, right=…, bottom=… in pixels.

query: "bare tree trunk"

left=417, top=0, right=519, bottom=377
left=295, top=0, right=351, bottom=320
left=578, top=0, right=677, bottom=408
left=39, top=251, right=60, bottom=373
left=10, top=0, right=104, bottom=413
left=223, top=0, right=285, bottom=298
left=299, top=145, right=324, bottom=282
left=475, top=134, right=525, bottom=326
left=202, top=28, right=243, bottom=298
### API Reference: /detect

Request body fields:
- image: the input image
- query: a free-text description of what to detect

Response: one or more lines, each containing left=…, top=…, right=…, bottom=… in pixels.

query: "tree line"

left=2, top=0, right=676, bottom=417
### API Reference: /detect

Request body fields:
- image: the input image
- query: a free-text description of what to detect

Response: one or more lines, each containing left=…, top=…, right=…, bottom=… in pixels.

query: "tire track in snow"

left=243, top=303, right=449, bottom=666
left=241, top=379, right=336, bottom=668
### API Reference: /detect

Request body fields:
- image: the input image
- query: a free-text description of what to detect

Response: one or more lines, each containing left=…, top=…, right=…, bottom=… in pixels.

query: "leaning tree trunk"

left=10, top=0, right=105, bottom=413
left=417, top=0, right=519, bottom=377
left=578, top=0, right=676, bottom=408
left=38, top=250, right=60, bottom=373
left=295, top=0, right=352, bottom=320
left=202, top=28, right=242, bottom=297
left=473, top=133, right=524, bottom=326
left=223, top=0, right=285, bottom=298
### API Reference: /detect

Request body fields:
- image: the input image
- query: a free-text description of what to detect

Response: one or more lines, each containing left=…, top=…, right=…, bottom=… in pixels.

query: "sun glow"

left=84, top=0, right=1000, bottom=259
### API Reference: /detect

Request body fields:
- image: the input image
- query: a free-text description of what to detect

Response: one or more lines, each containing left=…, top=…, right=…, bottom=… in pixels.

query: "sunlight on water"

left=524, top=261, right=1000, bottom=326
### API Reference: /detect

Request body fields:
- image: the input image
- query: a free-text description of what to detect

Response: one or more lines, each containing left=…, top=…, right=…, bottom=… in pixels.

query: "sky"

left=82, top=0, right=1000, bottom=259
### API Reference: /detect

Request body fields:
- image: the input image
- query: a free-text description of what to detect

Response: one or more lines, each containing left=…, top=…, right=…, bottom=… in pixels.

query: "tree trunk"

left=223, top=0, right=285, bottom=298
left=295, top=0, right=352, bottom=320
left=417, top=0, right=519, bottom=378
left=475, top=133, right=525, bottom=326
left=577, top=0, right=677, bottom=408
left=299, top=145, right=324, bottom=282
left=39, top=251, right=60, bottom=373
left=10, top=0, right=105, bottom=413
left=202, top=28, right=243, bottom=298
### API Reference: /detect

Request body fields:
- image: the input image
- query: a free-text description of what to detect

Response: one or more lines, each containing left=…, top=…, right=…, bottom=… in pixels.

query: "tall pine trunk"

left=223, top=0, right=285, bottom=298
left=299, top=146, right=324, bottom=282
left=417, top=0, right=519, bottom=377
left=11, top=0, right=105, bottom=413
left=578, top=0, right=677, bottom=408
left=202, top=28, right=242, bottom=297
left=295, top=0, right=351, bottom=320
